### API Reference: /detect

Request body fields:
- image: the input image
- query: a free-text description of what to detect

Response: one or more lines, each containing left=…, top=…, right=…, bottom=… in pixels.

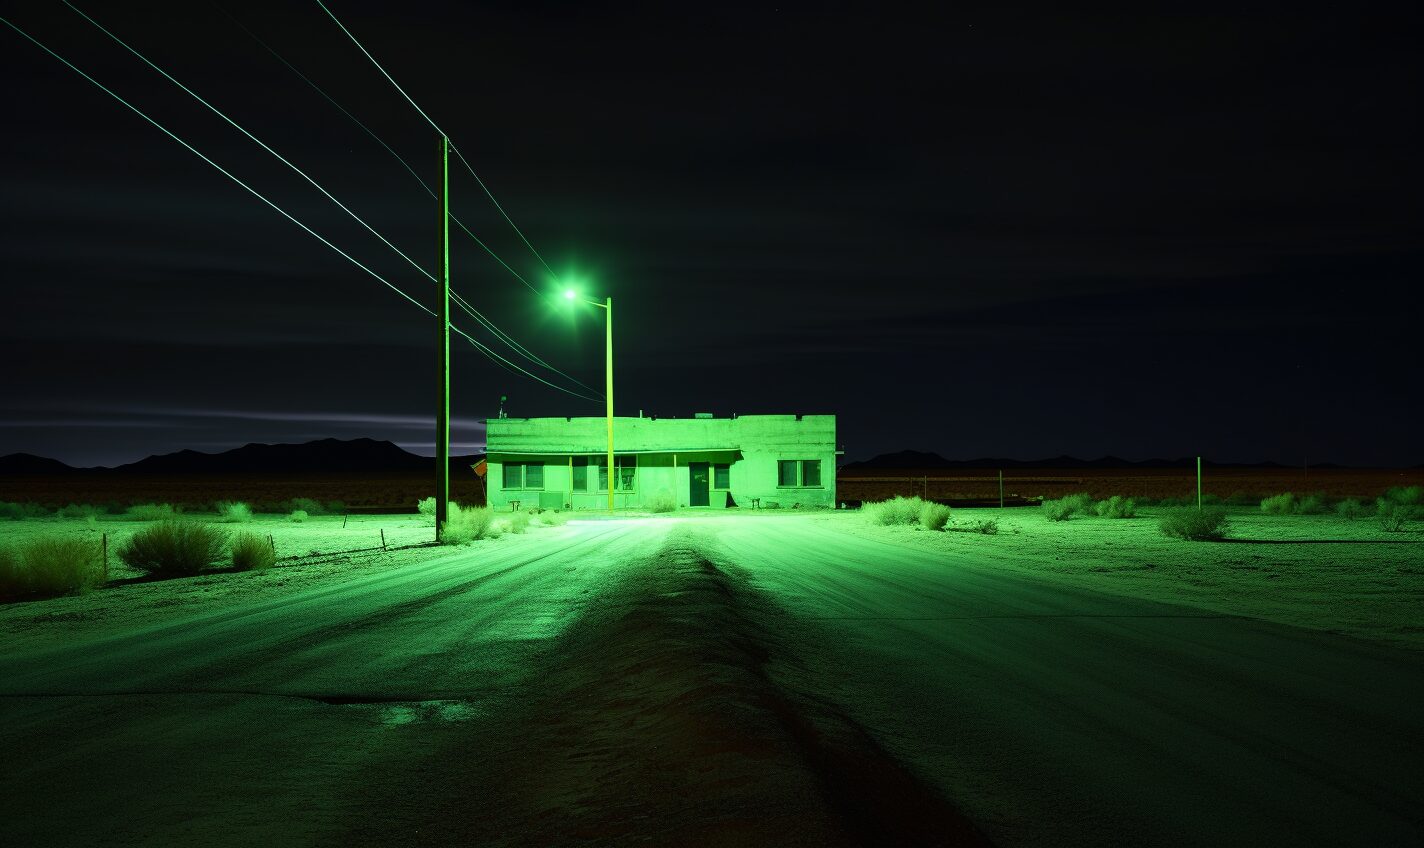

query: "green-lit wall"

left=485, top=414, right=836, bottom=510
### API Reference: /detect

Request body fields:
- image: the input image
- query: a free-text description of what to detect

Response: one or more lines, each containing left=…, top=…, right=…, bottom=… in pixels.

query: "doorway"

left=689, top=462, right=710, bottom=507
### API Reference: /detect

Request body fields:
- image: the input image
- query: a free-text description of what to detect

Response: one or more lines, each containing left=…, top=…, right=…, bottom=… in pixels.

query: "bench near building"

left=484, top=414, right=836, bottom=510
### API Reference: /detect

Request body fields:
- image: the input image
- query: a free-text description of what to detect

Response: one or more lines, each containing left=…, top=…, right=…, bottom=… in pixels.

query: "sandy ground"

left=1, top=510, right=1421, bottom=846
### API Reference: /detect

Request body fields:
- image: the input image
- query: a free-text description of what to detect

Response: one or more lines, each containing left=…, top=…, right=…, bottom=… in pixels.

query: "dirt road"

left=2, top=514, right=1421, bottom=846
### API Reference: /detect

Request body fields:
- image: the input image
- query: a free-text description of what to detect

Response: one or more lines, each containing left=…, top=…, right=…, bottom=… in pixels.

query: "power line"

left=73, top=1, right=599, bottom=397
left=314, top=0, right=563, bottom=285
left=1, top=14, right=601, bottom=406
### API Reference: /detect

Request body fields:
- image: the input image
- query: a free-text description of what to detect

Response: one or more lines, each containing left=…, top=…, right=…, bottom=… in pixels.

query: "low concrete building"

left=485, top=414, right=836, bottom=510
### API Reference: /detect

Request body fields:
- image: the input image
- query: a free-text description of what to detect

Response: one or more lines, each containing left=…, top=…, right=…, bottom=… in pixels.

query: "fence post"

left=999, top=470, right=1004, bottom=509
left=380, top=528, right=387, bottom=551
left=102, top=532, right=108, bottom=582
left=269, top=534, right=276, bottom=557
left=342, top=513, right=348, bottom=529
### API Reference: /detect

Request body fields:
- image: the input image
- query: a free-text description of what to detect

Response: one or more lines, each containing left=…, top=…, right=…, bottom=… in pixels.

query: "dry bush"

left=416, top=497, right=438, bottom=524
left=1335, top=498, right=1366, bottom=520
left=646, top=489, right=677, bottom=513
left=1295, top=494, right=1328, bottom=515
left=1260, top=493, right=1297, bottom=515
left=1, top=502, right=51, bottom=520
left=215, top=501, right=253, bottom=523
left=919, top=501, right=951, bottom=531
left=1159, top=507, right=1229, bottom=541
left=118, top=520, right=228, bottom=575
left=502, top=511, right=531, bottom=535
left=57, top=504, right=104, bottom=520
left=0, top=537, right=104, bottom=600
left=231, top=532, right=275, bottom=571
left=289, top=509, right=309, bottom=523
left=288, top=497, right=325, bottom=516
left=1385, top=486, right=1423, bottom=506
left=1377, top=498, right=1420, bottom=533
left=125, top=503, right=176, bottom=522
left=441, top=504, right=498, bottom=545
left=1093, top=496, right=1137, bottom=519
left=534, top=510, right=568, bottom=527
left=1041, top=492, right=1096, bottom=521
left=862, top=496, right=924, bottom=526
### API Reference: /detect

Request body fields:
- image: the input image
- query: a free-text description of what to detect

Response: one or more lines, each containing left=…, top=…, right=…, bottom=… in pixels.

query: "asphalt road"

left=2, top=514, right=1422, bottom=846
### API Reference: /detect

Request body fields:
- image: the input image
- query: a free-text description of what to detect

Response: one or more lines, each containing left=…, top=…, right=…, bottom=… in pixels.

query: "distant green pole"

left=999, top=470, right=1004, bottom=509
left=605, top=296, right=614, bottom=514
left=1196, top=456, right=1202, bottom=511
left=435, top=135, right=450, bottom=539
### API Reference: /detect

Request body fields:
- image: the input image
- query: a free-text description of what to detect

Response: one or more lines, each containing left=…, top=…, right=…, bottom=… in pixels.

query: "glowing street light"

left=565, top=288, right=614, bottom=512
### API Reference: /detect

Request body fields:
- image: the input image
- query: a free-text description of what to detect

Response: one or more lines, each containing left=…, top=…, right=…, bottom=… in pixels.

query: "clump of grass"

left=954, top=517, right=999, bottom=535
left=287, top=497, right=325, bottom=516
left=231, top=532, right=275, bottom=571
left=441, top=504, right=498, bottom=545
left=534, top=510, right=568, bottom=527
left=1093, top=496, right=1137, bottom=519
left=416, top=496, right=437, bottom=524
left=118, top=520, right=228, bottom=575
left=214, top=501, right=253, bottom=523
left=1260, top=493, right=1297, bottom=515
left=1377, top=498, right=1420, bottom=533
left=501, top=511, right=531, bottom=535
left=1295, top=494, right=1328, bottom=515
left=0, top=502, right=50, bottom=520
left=1042, top=492, right=1093, bottom=521
left=919, top=501, right=951, bottom=531
left=0, top=537, right=104, bottom=601
left=646, top=489, right=677, bottom=513
left=1158, top=506, right=1229, bottom=541
left=1335, top=498, right=1366, bottom=520
left=1385, top=486, right=1422, bottom=506
left=1225, top=491, right=1262, bottom=506
left=862, top=496, right=925, bottom=526
left=57, top=504, right=104, bottom=520
left=125, top=503, right=176, bottom=522
left=289, top=509, right=309, bottom=523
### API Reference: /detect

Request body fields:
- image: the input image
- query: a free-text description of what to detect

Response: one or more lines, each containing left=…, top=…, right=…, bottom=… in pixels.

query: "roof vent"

left=694, top=412, right=713, bottom=419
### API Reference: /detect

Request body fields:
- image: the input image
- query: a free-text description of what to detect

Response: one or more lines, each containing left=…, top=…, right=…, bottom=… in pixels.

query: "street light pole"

left=605, top=296, right=614, bottom=513
left=435, top=135, right=450, bottom=540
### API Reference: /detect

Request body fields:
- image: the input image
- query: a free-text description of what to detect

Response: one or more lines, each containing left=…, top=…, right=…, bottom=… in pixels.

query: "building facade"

left=484, top=414, right=836, bottom=510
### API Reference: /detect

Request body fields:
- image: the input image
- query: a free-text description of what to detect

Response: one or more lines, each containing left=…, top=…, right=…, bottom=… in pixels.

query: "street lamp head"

left=563, top=289, right=576, bottom=300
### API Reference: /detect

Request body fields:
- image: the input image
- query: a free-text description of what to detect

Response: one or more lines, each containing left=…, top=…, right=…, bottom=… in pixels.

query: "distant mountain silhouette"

left=1, top=439, right=482, bottom=475
left=0, top=453, right=77, bottom=475
left=842, top=450, right=1295, bottom=470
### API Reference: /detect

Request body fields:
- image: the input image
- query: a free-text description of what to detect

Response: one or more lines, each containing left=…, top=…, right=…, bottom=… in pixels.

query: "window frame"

left=501, top=461, right=546, bottom=491
left=776, top=458, right=823, bottom=488
left=596, top=454, right=637, bottom=493
left=713, top=463, right=731, bottom=490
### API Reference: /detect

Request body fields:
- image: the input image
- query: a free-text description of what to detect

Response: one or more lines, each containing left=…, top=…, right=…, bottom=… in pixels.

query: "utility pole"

left=605, top=295, right=614, bottom=513
left=435, top=135, right=450, bottom=539
left=1196, top=456, right=1202, bottom=511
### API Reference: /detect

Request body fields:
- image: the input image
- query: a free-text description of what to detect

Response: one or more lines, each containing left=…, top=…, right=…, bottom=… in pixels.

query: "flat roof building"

left=484, top=414, right=836, bottom=511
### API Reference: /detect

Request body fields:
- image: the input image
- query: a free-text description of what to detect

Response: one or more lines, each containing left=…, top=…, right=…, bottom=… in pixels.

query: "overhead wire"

left=1, top=13, right=601, bottom=405
left=67, top=1, right=599, bottom=398
left=313, top=0, right=563, bottom=285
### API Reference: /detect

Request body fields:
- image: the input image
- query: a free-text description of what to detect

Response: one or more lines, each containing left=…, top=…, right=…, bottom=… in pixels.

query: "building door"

left=689, top=462, right=710, bottom=507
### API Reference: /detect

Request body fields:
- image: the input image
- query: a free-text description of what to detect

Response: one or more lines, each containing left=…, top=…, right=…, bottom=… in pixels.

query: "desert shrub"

left=1295, top=494, right=1328, bottom=515
left=1158, top=506, right=1229, bottom=541
left=1042, top=493, right=1093, bottom=521
left=289, top=509, right=309, bottom=523
left=1225, top=491, right=1262, bottom=506
left=918, top=502, right=951, bottom=531
left=1384, top=486, right=1423, bottom=506
left=534, top=510, right=568, bottom=527
left=1334, top=498, right=1365, bottom=520
left=441, top=504, right=498, bottom=545
left=0, top=537, right=104, bottom=600
left=1093, top=496, right=1137, bottom=519
left=0, top=502, right=50, bottom=520
left=503, top=511, right=531, bottom=535
left=646, top=489, right=677, bottom=513
left=1260, top=493, right=1297, bottom=515
left=326, top=500, right=347, bottom=515
left=125, top=503, right=176, bottom=522
left=57, top=504, right=104, bottom=520
left=963, top=518, right=999, bottom=535
left=417, top=496, right=437, bottom=523
left=288, top=497, right=325, bottom=516
left=231, top=532, right=275, bottom=571
left=1377, top=498, right=1420, bottom=533
left=118, top=520, right=227, bottom=575
left=215, top=501, right=253, bottom=523
left=862, top=496, right=924, bottom=526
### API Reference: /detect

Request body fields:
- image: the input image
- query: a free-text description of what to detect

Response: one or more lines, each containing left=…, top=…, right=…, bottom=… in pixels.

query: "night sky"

left=3, top=3, right=1420, bottom=468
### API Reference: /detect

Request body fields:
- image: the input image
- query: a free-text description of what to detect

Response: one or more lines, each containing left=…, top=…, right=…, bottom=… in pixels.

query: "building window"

left=713, top=463, right=730, bottom=489
left=597, top=455, right=636, bottom=492
left=502, top=462, right=544, bottom=490
left=572, top=458, right=588, bottom=491
left=777, top=459, right=822, bottom=487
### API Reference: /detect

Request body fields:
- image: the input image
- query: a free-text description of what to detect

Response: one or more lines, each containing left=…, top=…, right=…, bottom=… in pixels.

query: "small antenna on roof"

left=498, top=395, right=507, bottom=419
